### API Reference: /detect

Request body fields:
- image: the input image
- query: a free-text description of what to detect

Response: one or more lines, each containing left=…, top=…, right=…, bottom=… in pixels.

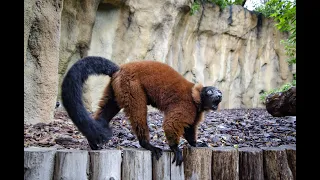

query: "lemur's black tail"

left=61, top=56, right=120, bottom=149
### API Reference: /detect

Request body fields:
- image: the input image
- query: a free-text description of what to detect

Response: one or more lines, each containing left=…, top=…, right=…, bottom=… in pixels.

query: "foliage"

left=254, top=0, right=296, bottom=103
left=190, top=0, right=246, bottom=15
left=260, top=74, right=296, bottom=103
left=191, top=1, right=201, bottom=15
left=254, top=0, right=296, bottom=65
left=189, top=0, right=296, bottom=104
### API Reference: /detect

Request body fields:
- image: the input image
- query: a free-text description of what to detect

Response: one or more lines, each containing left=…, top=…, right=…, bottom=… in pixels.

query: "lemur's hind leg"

left=127, top=104, right=163, bottom=160
left=94, top=81, right=121, bottom=124
left=94, top=82, right=121, bottom=124
left=91, top=82, right=120, bottom=150
left=113, top=78, right=163, bottom=160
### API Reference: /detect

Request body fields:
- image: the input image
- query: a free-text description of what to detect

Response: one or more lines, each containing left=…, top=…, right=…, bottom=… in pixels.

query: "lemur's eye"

left=207, top=90, right=213, bottom=95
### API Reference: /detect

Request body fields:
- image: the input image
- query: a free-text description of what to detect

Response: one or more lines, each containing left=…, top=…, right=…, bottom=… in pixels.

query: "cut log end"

left=265, top=86, right=296, bottom=117
left=24, top=147, right=57, bottom=180
left=238, top=147, right=263, bottom=180
left=262, top=147, right=294, bottom=180
left=89, top=149, right=122, bottom=180
left=183, top=147, right=213, bottom=180
left=212, top=146, right=239, bottom=180
left=54, top=149, right=88, bottom=180
left=122, top=148, right=152, bottom=180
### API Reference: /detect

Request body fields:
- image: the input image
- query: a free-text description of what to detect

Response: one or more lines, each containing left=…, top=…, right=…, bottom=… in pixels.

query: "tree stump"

left=89, top=149, right=122, bottom=180
left=265, top=86, right=296, bottom=117
left=122, top=148, right=152, bottom=180
left=280, top=145, right=296, bottom=180
left=152, top=150, right=184, bottom=180
left=153, top=150, right=171, bottom=180
left=238, top=147, right=263, bottom=180
left=183, top=147, right=212, bottom=180
left=212, top=146, right=239, bottom=180
left=170, top=151, right=185, bottom=180
left=54, top=149, right=88, bottom=180
left=24, top=147, right=57, bottom=180
left=262, top=147, right=293, bottom=180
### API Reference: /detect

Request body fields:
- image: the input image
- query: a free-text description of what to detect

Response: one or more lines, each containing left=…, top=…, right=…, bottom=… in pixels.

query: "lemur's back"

left=112, top=60, right=195, bottom=110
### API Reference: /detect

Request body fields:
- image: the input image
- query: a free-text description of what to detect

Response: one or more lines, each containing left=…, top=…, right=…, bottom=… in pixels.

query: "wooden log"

left=183, top=147, right=212, bottom=180
left=170, top=151, right=185, bottom=180
left=262, top=147, right=293, bottom=180
left=238, top=147, right=263, bottom=180
left=24, top=147, right=57, bottom=180
left=212, top=146, right=239, bottom=180
left=122, top=148, right=152, bottom=180
left=265, top=86, right=296, bottom=117
left=153, top=150, right=171, bottom=180
left=54, top=149, right=88, bottom=180
left=152, top=150, right=184, bottom=180
left=280, top=145, right=296, bottom=180
left=89, top=149, right=122, bottom=180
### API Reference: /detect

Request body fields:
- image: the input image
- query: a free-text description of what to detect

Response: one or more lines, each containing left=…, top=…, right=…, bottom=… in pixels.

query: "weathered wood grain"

left=170, top=151, right=185, bottom=180
left=122, top=148, right=152, bottom=180
left=262, top=147, right=293, bottom=180
left=152, top=150, right=184, bottom=180
left=54, top=149, right=88, bottom=180
left=183, top=147, right=212, bottom=180
left=212, top=146, right=239, bottom=180
left=238, top=147, right=263, bottom=180
left=24, top=145, right=297, bottom=180
left=24, top=147, right=57, bottom=180
left=89, top=149, right=122, bottom=180
left=153, top=150, right=172, bottom=180
left=280, top=145, right=296, bottom=180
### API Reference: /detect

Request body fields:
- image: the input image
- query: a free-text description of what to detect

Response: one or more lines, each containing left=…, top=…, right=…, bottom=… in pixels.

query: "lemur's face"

left=201, top=86, right=222, bottom=111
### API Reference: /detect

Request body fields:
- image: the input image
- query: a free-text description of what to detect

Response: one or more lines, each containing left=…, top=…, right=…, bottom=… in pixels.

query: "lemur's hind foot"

left=139, top=139, right=163, bottom=160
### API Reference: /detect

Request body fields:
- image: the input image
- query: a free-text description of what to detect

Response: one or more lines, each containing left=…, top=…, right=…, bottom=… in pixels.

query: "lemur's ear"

left=192, top=83, right=203, bottom=104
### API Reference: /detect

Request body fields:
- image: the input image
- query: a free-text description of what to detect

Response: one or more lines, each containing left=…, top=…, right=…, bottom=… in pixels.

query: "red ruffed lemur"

left=61, top=56, right=222, bottom=166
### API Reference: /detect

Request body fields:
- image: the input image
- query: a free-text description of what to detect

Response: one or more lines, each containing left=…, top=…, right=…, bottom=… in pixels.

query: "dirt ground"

left=24, top=108, right=296, bottom=150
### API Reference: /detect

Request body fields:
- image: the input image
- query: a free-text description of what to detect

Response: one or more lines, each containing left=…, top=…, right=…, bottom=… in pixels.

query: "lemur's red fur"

left=62, top=57, right=222, bottom=166
left=94, top=61, right=204, bottom=147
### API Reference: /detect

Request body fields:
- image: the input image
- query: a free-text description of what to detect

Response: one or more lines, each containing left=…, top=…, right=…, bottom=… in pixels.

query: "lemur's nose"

left=215, top=92, right=222, bottom=101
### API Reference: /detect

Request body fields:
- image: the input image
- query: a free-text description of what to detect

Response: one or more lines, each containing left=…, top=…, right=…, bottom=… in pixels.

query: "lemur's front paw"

left=170, top=145, right=183, bottom=166
left=172, top=149, right=183, bottom=166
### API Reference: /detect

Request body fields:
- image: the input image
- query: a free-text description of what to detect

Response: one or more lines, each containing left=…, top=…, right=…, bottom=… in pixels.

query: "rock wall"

left=24, top=0, right=63, bottom=124
left=25, top=0, right=294, bottom=124
left=60, top=0, right=293, bottom=111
